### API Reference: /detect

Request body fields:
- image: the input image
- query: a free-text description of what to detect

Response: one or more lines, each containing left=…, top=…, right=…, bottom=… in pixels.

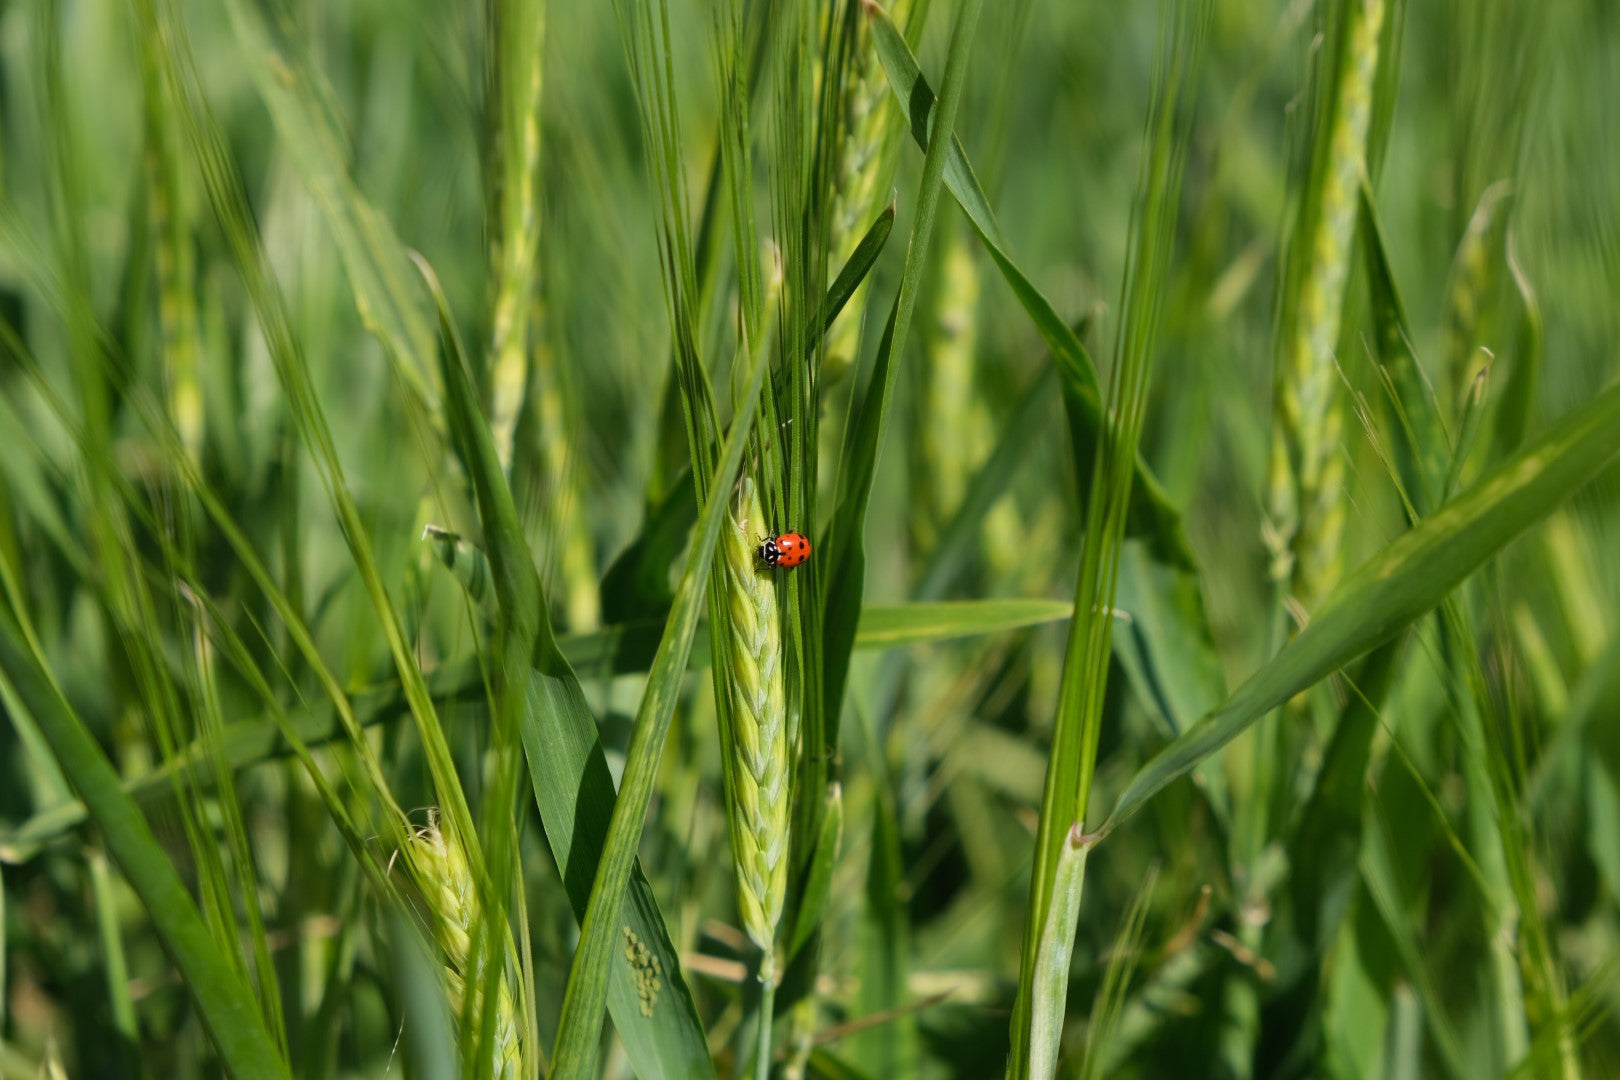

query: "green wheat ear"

left=918, top=230, right=988, bottom=547
left=1269, top=0, right=1387, bottom=606
left=821, top=0, right=914, bottom=384
left=720, top=476, right=790, bottom=976
left=408, top=814, right=524, bottom=1080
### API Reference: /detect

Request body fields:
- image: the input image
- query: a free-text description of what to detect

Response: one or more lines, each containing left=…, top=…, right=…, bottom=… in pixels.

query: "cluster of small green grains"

left=409, top=816, right=522, bottom=1080
left=720, top=477, right=790, bottom=967
left=1270, top=0, right=1385, bottom=606
left=821, top=0, right=913, bottom=382
left=142, top=82, right=202, bottom=462
left=918, top=234, right=990, bottom=546
left=532, top=334, right=601, bottom=632
left=621, top=926, right=664, bottom=1017
left=488, top=13, right=546, bottom=475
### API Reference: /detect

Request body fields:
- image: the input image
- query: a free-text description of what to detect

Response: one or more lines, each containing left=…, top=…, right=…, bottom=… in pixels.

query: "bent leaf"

left=868, top=3, right=1193, bottom=569
left=1101, top=378, right=1620, bottom=835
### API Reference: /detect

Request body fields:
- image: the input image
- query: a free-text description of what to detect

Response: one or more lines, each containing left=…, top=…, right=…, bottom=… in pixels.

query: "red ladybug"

left=758, top=531, right=812, bottom=569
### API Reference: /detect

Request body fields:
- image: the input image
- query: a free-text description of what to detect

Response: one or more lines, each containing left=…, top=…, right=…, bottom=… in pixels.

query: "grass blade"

left=1360, top=183, right=1448, bottom=518
left=0, top=613, right=291, bottom=1080
left=819, top=203, right=897, bottom=340
left=852, top=598, right=1071, bottom=647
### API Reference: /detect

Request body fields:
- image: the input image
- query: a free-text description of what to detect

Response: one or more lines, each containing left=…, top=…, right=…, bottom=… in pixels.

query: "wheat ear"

left=720, top=477, right=790, bottom=974
left=409, top=814, right=523, bottom=1080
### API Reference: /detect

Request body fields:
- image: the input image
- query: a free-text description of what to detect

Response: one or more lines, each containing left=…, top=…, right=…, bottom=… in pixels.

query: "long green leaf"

left=818, top=203, right=897, bottom=339
left=855, top=598, right=1071, bottom=647
left=1100, top=377, right=1620, bottom=835
left=1360, top=183, right=1447, bottom=518
left=0, top=613, right=291, bottom=1080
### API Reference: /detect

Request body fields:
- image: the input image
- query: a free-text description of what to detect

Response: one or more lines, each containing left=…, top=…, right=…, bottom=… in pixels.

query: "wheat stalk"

left=485, top=7, right=599, bottom=633
left=136, top=11, right=202, bottom=463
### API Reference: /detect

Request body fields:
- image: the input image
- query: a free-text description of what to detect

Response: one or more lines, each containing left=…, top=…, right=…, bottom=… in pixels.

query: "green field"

left=3, top=0, right=1619, bottom=1077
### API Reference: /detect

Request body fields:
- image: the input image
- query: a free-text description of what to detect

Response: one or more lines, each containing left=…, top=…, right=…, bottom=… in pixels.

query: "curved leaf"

left=1100, top=378, right=1620, bottom=835
left=867, top=3, right=1194, bottom=569
left=855, top=598, right=1072, bottom=648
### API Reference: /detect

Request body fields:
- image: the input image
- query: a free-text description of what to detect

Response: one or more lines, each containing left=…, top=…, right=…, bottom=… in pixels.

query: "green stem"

left=756, top=951, right=778, bottom=1080
left=1028, top=826, right=1092, bottom=1080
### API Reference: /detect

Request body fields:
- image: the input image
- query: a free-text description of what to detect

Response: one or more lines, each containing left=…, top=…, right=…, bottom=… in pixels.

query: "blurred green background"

left=2, top=0, right=1619, bottom=1077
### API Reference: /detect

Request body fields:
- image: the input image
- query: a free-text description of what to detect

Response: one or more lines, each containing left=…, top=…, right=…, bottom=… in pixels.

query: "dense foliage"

left=2, top=1, right=1618, bottom=1077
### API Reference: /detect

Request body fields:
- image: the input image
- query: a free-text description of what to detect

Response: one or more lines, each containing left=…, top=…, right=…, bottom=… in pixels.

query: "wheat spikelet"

left=1270, top=0, right=1385, bottom=606
left=137, top=19, right=203, bottom=463
left=488, top=4, right=546, bottom=473
left=821, top=0, right=914, bottom=383
left=409, top=814, right=523, bottom=1080
left=719, top=477, right=790, bottom=969
left=920, top=234, right=987, bottom=535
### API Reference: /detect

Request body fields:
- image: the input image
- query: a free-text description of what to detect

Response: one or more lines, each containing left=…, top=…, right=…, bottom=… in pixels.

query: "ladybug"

left=758, top=531, right=812, bottom=569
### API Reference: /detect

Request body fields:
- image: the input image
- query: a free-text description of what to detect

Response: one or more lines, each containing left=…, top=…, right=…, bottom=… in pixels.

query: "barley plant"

left=5, top=0, right=1620, bottom=1078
